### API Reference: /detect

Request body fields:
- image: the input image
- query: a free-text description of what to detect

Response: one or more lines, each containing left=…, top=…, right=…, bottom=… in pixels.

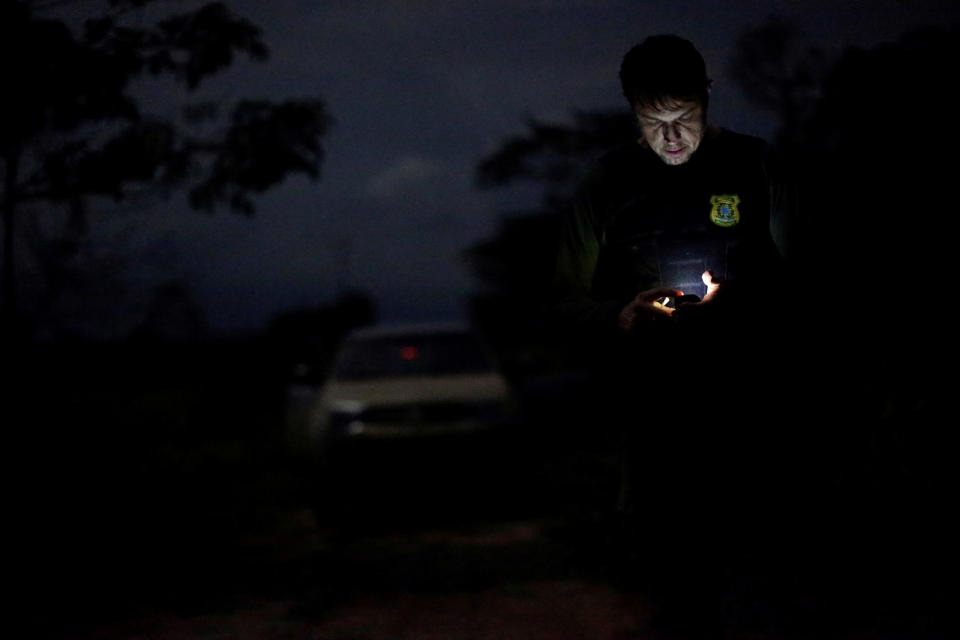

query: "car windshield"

left=334, top=332, right=493, bottom=379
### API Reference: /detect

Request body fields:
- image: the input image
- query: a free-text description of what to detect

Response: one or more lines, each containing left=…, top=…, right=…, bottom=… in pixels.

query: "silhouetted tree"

left=727, top=18, right=826, bottom=150
left=731, top=22, right=957, bottom=296
left=468, top=110, right=633, bottom=370
left=476, top=110, right=635, bottom=210
left=0, top=0, right=331, bottom=339
left=733, top=24, right=959, bottom=355
left=731, top=23, right=960, bottom=625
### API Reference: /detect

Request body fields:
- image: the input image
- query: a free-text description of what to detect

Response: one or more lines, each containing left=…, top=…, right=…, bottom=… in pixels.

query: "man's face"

left=635, top=99, right=706, bottom=166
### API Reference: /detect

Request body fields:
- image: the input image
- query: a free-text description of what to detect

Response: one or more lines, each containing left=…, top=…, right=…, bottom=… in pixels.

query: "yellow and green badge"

left=710, top=194, right=740, bottom=227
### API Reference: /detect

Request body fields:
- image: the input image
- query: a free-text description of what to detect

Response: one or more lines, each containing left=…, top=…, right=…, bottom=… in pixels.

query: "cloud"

left=363, top=154, right=446, bottom=201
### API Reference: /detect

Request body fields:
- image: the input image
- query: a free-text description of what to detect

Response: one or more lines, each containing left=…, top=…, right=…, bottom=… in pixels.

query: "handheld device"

left=672, top=294, right=701, bottom=308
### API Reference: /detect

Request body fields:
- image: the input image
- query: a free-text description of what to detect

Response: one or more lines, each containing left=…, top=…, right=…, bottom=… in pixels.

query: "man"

left=554, top=34, right=788, bottom=346
left=552, top=34, right=795, bottom=627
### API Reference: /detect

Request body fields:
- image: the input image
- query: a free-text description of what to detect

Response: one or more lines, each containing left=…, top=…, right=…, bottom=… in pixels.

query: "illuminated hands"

left=617, top=287, right=684, bottom=333
left=617, top=271, right=725, bottom=333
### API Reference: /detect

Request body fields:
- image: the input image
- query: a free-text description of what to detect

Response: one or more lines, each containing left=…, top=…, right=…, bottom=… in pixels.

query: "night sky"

left=44, top=0, right=960, bottom=335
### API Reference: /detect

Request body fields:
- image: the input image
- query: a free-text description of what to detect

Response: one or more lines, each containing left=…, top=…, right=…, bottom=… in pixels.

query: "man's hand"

left=701, top=270, right=722, bottom=301
left=617, top=287, right=684, bottom=333
left=674, top=270, right=737, bottom=321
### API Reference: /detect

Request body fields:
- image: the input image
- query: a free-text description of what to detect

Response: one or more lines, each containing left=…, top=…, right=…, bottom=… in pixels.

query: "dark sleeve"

left=729, top=141, right=793, bottom=290
left=765, top=147, right=802, bottom=265
left=732, top=145, right=798, bottom=330
left=551, top=177, right=626, bottom=340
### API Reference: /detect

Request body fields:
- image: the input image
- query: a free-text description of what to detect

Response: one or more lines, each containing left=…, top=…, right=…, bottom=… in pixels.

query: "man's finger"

left=701, top=270, right=721, bottom=300
left=639, top=288, right=684, bottom=303
left=650, top=300, right=675, bottom=316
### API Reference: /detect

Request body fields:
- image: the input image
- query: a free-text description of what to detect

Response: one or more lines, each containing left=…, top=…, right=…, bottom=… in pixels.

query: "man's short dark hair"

left=619, top=35, right=710, bottom=110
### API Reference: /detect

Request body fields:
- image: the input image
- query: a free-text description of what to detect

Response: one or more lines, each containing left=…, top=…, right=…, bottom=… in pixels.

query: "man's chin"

left=658, top=149, right=691, bottom=165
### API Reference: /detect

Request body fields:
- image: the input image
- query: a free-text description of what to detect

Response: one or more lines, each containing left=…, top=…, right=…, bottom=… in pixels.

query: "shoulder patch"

left=709, top=194, right=741, bottom=227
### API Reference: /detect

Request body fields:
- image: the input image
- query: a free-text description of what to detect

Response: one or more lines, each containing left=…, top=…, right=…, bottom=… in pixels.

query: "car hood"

left=320, top=373, right=510, bottom=409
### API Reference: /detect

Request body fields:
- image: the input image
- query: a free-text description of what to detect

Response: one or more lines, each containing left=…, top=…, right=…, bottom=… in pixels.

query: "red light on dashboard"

left=400, top=346, right=419, bottom=360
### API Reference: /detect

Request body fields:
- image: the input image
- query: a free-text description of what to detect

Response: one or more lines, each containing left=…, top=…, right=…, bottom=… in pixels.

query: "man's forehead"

left=635, top=98, right=702, bottom=119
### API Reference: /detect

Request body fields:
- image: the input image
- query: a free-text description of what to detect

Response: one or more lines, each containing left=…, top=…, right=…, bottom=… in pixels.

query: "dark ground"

left=11, top=339, right=957, bottom=639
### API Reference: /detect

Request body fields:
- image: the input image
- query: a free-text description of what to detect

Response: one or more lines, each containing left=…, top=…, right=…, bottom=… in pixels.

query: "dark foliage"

left=727, top=17, right=826, bottom=147
left=468, top=110, right=634, bottom=369
left=475, top=110, right=634, bottom=208
left=1, top=0, right=331, bottom=338
left=190, top=99, right=330, bottom=214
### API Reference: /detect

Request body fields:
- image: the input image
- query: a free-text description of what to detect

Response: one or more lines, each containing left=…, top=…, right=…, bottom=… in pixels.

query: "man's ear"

left=706, top=79, right=713, bottom=95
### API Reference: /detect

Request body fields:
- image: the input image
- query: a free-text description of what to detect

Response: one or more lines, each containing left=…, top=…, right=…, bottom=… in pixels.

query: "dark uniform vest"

left=591, top=130, right=777, bottom=304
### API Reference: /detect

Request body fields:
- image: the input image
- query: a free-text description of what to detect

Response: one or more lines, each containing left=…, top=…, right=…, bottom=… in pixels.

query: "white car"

left=305, top=323, right=518, bottom=447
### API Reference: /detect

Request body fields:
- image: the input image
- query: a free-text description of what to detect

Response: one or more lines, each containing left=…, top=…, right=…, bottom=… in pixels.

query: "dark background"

left=5, top=0, right=957, bottom=335
left=7, top=1, right=960, bottom=638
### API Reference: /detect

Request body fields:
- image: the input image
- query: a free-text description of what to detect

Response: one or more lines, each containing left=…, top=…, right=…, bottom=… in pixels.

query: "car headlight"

left=329, top=408, right=363, bottom=435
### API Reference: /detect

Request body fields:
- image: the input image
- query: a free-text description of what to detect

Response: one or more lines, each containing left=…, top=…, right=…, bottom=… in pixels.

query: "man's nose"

left=663, top=123, right=681, bottom=141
